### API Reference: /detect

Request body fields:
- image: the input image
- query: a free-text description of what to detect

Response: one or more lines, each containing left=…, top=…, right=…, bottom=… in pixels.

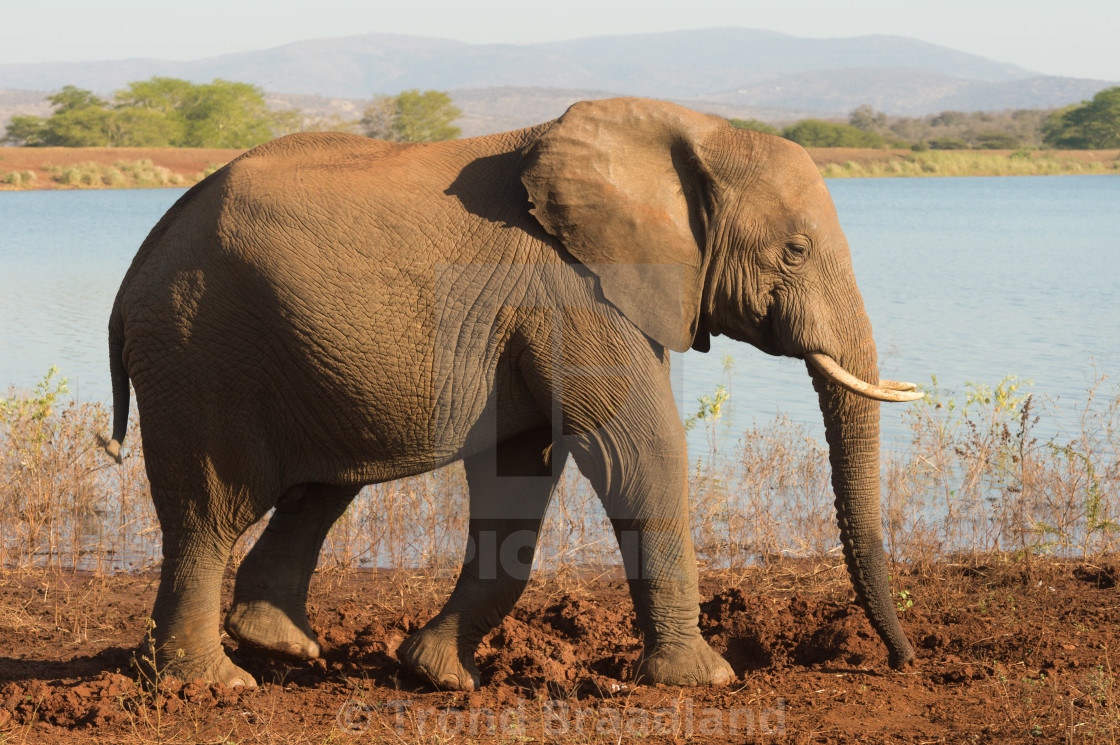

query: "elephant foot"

left=225, top=599, right=321, bottom=660
left=142, top=647, right=257, bottom=688
left=397, top=625, right=481, bottom=691
left=192, top=654, right=257, bottom=688
left=634, top=636, right=734, bottom=687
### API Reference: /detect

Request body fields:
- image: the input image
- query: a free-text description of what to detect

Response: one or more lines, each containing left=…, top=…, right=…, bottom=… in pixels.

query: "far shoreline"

left=1, top=145, right=1118, bottom=190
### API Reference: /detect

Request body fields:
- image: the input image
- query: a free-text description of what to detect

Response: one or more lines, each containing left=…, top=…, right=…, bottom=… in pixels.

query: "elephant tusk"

left=806, top=353, right=924, bottom=403
left=878, top=379, right=920, bottom=392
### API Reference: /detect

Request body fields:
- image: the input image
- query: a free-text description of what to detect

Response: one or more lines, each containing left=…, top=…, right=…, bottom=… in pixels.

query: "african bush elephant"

left=101, top=97, right=922, bottom=690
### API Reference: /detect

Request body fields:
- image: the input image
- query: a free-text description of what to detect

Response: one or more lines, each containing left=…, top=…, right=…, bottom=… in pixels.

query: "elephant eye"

left=783, top=239, right=809, bottom=266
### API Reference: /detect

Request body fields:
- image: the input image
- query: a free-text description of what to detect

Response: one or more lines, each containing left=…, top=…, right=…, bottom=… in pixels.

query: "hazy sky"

left=4, top=0, right=1119, bottom=81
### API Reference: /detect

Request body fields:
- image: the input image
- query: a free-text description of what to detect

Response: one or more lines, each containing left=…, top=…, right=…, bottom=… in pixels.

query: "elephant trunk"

left=808, top=321, right=915, bottom=669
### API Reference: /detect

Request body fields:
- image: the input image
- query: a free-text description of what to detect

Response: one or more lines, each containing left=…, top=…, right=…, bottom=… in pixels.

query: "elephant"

left=100, top=97, right=923, bottom=690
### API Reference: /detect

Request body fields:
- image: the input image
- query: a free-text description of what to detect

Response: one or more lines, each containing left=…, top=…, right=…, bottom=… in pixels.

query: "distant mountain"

left=702, top=68, right=1116, bottom=116
left=0, top=28, right=1114, bottom=127
left=0, top=29, right=1040, bottom=100
left=261, top=88, right=826, bottom=139
left=0, top=89, right=53, bottom=118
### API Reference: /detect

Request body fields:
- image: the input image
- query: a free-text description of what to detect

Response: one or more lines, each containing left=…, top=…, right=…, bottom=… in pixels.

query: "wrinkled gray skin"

left=103, top=98, right=916, bottom=690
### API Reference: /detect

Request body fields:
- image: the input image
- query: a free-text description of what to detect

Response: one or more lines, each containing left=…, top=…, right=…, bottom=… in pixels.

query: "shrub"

left=782, top=119, right=889, bottom=148
left=44, top=160, right=185, bottom=188
left=928, top=137, right=970, bottom=150
left=1, top=170, right=36, bottom=187
left=975, top=132, right=1022, bottom=150
left=728, top=118, right=780, bottom=136
left=114, top=159, right=183, bottom=187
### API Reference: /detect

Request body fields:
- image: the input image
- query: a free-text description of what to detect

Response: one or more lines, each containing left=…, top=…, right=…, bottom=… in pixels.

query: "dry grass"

left=881, top=376, right=1120, bottom=562
left=818, top=149, right=1120, bottom=178
left=2, top=368, right=1117, bottom=574
left=0, top=367, right=153, bottom=571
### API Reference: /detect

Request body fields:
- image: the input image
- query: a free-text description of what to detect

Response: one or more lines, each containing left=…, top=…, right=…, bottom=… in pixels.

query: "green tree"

left=41, top=105, right=115, bottom=146
left=106, top=107, right=184, bottom=146
left=47, top=85, right=108, bottom=113
left=360, top=89, right=461, bottom=142
left=781, top=119, right=888, bottom=148
left=3, top=77, right=280, bottom=148
left=1, top=115, right=47, bottom=146
left=115, top=76, right=196, bottom=115
left=728, top=117, right=780, bottom=135
left=394, top=90, right=461, bottom=142
left=1043, top=87, right=1120, bottom=149
left=2, top=86, right=116, bottom=146
left=177, top=79, right=275, bottom=148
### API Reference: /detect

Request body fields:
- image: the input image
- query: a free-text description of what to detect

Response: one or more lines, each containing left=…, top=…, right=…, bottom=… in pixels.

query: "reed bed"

left=2, top=368, right=1116, bottom=574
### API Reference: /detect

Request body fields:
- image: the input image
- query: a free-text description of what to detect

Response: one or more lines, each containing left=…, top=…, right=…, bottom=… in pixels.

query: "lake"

left=2, top=176, right=1118, bottom=453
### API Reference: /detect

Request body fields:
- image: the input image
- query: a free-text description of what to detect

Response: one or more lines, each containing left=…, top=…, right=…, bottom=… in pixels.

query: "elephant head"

left=523, top=98, right=920, bottom=668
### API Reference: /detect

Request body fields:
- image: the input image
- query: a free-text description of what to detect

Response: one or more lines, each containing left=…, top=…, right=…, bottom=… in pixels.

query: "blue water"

left=2, top=177, right=1118, bottom=453
left=0, top=189, right=178, bottom=402
left=674, top=175, right=1120, bottom=449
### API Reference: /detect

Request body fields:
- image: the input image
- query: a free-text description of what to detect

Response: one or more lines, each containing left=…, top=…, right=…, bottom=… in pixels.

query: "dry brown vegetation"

left=807, top=147, right=1120, bottom=177
left=3, top=369, right=1117, bottom=573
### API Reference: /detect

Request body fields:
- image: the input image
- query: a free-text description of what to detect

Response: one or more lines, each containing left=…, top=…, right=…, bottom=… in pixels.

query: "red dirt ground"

left=1, top=558, right=1118, bottom=743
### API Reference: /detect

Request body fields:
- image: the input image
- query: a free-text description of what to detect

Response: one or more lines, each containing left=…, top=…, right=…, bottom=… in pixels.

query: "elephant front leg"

left=398, top=428, right=560, bottom=691
left=611, top=515, right=734, bottom=686
left=565, top=392, right=734, bottom=687
left=226, top=483, right=358, bottom=660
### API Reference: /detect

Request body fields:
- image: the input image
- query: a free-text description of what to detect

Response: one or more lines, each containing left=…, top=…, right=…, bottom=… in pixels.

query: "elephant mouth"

left=805, top=353, right=923, bottom=403
left=732, top=305, right=785, bottom=357
left=715, top=316, right=784, bottom=357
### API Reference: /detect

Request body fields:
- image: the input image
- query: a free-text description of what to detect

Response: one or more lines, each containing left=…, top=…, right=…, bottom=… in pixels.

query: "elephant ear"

left=521, top=98, right=722, bottom=353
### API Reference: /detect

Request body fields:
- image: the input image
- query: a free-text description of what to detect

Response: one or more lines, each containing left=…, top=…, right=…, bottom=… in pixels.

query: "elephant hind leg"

left=147, top=484, right=273, bottom=687
left=226, top=483, right=358, bottom=660
left=398, top=428, right=561, bottom=691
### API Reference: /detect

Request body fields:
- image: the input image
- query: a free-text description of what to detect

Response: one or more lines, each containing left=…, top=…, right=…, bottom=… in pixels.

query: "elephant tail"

left=96, top=304, right=129, bottom=464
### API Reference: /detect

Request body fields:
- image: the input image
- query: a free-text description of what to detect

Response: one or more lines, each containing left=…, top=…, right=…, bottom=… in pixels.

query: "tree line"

left=738, top=87, right=1120, bottom=150
left=1, top=78, right=463, bottom=148
left=3, top=77, right=1117, bottom=151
